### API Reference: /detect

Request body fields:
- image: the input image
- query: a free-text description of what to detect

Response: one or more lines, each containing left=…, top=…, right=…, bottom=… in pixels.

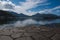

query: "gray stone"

left=11, top=33, right=23, bottom=38
left=53, top=28, right=60, bottom=34
left=0, top=29, right=12, bottom=35
left=22, top=33, right=31, bottom=37
left=0, top=36, right=13, bottom=40
left=11, top=28, right=25, bottom=33
left=32, top=33, right=51, bottom=40
left=28, top=31, right=49, bottom=40
left=40, top=26, right=51, bottom=31
left=15, top=37, right=32, bottom=40
left=39, top=31, right=55, bottom=37
left=51, top=34, right=60, bottom=40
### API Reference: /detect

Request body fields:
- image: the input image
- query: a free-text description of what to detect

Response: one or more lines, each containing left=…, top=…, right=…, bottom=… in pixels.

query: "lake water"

left=0, top=18, right=60, bottom=29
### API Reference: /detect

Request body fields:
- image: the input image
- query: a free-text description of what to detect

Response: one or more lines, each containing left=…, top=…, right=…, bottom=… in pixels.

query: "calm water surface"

left=0, top=19, right=60, bottom=29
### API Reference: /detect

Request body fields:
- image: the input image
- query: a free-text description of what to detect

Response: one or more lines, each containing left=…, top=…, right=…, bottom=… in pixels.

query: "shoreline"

left=0, top=24, right=60, bottom=40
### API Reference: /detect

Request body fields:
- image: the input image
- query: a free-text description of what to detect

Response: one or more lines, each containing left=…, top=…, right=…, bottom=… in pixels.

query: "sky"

left=0, top=0, right=60, bottom=16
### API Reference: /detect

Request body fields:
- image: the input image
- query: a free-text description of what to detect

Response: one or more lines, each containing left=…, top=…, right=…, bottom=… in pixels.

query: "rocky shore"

left=0, top=25, right=60, bottom=40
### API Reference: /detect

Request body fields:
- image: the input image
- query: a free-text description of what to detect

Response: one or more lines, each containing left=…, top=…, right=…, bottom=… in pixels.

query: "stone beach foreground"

left=0, top=24, right=60, bottom=40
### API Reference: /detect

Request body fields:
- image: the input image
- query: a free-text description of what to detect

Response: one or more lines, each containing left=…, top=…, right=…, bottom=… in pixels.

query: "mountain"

left=0, top=10, right=18, bottom=17
left=32, top=13, right=41, bottom=17
left=17, top=13, right=29, bottom=17
left=7, top=11, right=29, bottom=17
left=0, top=10, right=29, bottom=17
left=0, top=10, right=30, bottom=21
left=43, top=14, right=58, bottom=19
left=8, top=11, right=19, bottom=17
left=0, top=10, right=59, bottom=20
left=32, top=13, right=58, bottom=19
left=0, top=10, right=17, bottom=20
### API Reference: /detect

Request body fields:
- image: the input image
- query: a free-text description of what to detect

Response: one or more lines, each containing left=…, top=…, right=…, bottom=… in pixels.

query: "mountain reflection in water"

left=0, top=18, right=60, bottom=29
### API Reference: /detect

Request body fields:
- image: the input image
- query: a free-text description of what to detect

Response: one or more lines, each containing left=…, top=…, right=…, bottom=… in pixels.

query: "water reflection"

left=0, top=18, right=60, bottom=29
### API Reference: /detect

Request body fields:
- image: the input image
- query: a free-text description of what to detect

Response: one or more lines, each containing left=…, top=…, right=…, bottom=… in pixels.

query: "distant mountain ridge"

left=0, top=10, right=59, bottom=20
left=32, top=13, right=59, bottom=19
left=0, top=10, right=17, bottom=17
left=17, top=13, right=29, bottom=17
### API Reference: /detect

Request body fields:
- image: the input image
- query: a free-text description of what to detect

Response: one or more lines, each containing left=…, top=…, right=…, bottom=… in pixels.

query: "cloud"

left=0, top=0, right=60, bottom=16
left=0, top=0, right=15, bottom=11
left=14, top=0, right=48, bottom=16
left=0, top=0, right=48, bottom=16
left=39, top=6, right=60, bottom=15
left=19, top=0, right=47, bottom=10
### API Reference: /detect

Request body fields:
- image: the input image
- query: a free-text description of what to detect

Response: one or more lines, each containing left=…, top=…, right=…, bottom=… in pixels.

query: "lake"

left=0, top=18, right=60, bottom=29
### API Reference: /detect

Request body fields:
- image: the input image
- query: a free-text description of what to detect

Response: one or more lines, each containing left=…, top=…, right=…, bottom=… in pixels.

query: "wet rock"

left=53, top=28, right=60, bottom=34
left=11, top=28, right=25, bottom=33
left=0, top=29, right=12, bottom=35
left=32, top=34, right=51, bottom=40
left=25, top=27, right=40, bottom=33
left=15, top=37, right=32, bottom=40
left=39, top=31, right=55, bottom=37
left=51, top=34, right=60, bottom=40
left=11, top=33, right=23, bottom=38
left=0, top=26, right=59, bottom=40
left=40, top=26, right=52, bottom=31
left=0, top=36, right=13, bottom=40
left=22, top=33, right=31, bottom=37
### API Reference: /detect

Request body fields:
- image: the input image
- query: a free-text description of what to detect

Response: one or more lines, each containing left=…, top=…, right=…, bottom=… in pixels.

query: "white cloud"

left=14, top=0, right=48, bottom=16
left=1, top=0, right=59, bottom=16
left=39, top=6, right=60, bottom=15
left=19, top=0, right=47, bottom=10
left=0, top=0, right=48, bottom=16
left=0, top=0, right=15, bottom=11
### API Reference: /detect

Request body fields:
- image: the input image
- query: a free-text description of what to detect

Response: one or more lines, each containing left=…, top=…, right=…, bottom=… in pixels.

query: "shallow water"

left=0, top=18, right=60, bottom=29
